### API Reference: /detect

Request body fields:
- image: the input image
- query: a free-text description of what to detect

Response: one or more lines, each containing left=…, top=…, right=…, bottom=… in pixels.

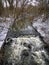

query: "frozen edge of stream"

left=0, top=17, right=14, bottom=49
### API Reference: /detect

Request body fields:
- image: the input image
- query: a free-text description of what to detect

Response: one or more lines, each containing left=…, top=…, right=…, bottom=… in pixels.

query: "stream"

left=0, top=16, right=49, bottom=65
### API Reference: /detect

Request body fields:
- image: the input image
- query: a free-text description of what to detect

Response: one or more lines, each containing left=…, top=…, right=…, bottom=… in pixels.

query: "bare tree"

left=0, top=0, right=4, bottom=16
left=7, top=0, right=14, bottom=10
left=11, top=0, right=33, bottom=29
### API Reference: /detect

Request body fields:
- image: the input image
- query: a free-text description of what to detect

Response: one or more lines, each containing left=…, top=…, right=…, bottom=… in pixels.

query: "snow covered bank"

left=33, top=15, right=49, bottom=45
left=0, top=17, right=14, bottom=49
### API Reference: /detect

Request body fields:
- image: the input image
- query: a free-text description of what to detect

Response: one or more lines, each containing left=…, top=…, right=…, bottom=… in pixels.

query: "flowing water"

left=0, top=17, right=49, bottom=65
left=1, top=36, right=49, bottom=65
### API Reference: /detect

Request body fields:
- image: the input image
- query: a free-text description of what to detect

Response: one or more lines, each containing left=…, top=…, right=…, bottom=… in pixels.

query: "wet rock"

left=1, top=36, right=49, bottom=65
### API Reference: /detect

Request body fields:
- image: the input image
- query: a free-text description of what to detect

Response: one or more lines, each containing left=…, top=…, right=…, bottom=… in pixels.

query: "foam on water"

left=1, top=36, right=49, bottom=65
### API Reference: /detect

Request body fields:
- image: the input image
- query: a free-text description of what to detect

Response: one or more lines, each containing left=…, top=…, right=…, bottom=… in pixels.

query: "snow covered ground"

left=33, top=15, right=49, bottom=45
left=0, top=17, right=14, bottom=49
